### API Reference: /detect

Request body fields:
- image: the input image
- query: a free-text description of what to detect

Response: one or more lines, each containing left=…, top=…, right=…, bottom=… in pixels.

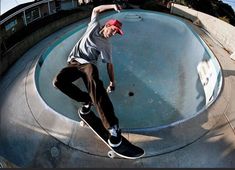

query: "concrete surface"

left=0, top=9, right=235, bottom=168
left=171, top=3, right=235, bottom=61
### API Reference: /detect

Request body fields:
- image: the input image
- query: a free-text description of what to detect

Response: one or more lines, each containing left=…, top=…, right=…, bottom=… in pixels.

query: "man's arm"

left=91, top=4, right=121, bottom=21
left=106, top=63, right=115, bottom=93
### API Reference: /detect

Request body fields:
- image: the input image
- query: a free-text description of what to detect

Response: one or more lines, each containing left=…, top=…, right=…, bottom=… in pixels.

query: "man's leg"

left=53, top=64, right=91, bottom=105
left=78, top=63, right=122, bottom=147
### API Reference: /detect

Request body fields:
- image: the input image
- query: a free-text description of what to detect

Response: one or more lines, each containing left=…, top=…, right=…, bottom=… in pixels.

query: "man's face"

left=103, top=25, right=118, bottom=38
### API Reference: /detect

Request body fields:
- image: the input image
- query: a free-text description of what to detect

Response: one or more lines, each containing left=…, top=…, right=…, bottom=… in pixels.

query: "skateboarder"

left=53, top=4, right=123, bottom=147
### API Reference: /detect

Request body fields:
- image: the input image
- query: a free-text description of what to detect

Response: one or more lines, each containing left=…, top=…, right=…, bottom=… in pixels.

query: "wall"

left=0, top=10, right=90, bottom=77
left=171, top=3, right=235, bottom=60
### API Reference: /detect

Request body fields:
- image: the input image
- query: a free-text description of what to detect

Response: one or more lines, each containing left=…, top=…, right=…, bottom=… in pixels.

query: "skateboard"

left=78, top=111, right=145, bottom=159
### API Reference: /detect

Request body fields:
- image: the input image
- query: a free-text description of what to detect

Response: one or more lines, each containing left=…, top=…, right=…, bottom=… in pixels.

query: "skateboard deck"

left=78, top=111, right=145, bottom=159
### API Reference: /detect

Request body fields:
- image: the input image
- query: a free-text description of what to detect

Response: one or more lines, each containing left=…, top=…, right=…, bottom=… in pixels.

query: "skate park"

left=1, top=3, right=235, bottom=168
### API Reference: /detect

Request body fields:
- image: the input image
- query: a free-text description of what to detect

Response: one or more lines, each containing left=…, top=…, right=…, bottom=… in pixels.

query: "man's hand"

left=107, top=82, right=115, bottom=93
left=114, top=4, right=122, bottom=13
left=92, top=4, right=122, bottom=19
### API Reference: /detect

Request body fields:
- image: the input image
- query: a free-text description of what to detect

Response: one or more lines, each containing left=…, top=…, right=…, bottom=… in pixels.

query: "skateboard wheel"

left=80, top=121, right=86, bottom=127
left=0, top=162, right=3, bottom=168
left=108, top=150, right=115, bottom=159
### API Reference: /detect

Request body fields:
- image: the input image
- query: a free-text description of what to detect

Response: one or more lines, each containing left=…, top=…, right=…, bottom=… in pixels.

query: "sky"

left=222, top=0, right=235, bottom=11
left=0, top=0, right=34, bottom=15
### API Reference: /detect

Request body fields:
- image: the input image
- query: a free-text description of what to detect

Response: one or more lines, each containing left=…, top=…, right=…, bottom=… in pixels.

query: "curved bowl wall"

left=35, top=9, right=222, bottom=130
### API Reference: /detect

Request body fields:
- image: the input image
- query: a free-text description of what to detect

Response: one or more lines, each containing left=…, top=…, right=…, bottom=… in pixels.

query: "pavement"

left=0, top=11, right=235, bottom=168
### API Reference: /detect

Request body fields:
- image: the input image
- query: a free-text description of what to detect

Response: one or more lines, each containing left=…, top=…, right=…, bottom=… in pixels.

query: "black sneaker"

left=108, top=128, right=122, bottom=147
left=79, top=103, right=92, bottom=115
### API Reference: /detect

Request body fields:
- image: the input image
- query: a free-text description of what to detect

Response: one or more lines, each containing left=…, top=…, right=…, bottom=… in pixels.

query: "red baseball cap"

left=105, top=19, right=124, bottom=35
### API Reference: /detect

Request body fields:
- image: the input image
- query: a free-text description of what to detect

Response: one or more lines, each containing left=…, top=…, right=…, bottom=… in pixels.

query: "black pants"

left=53, top=62, right=119, bottom=129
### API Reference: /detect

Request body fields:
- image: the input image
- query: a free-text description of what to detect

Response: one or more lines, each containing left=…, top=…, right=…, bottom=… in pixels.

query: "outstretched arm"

left=91, top=4, right=122, bottom=21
